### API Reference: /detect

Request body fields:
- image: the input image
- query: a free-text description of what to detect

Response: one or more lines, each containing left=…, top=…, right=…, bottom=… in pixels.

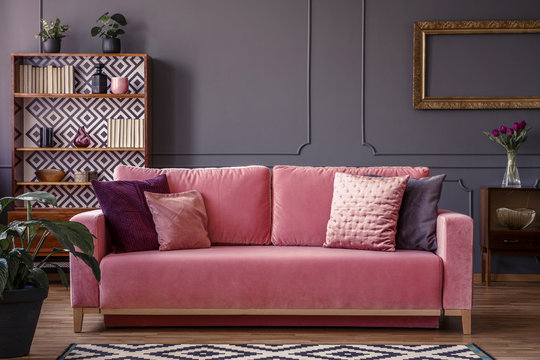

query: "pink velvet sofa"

left=70, top=165, right=473, bottom=334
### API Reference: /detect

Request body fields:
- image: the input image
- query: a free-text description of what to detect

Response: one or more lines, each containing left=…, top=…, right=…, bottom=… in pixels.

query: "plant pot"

left=102, top=38, right=121, bottom=53
left=0, top=287, right=48, bottom=358
left=42, top=39, right=61, bottom=53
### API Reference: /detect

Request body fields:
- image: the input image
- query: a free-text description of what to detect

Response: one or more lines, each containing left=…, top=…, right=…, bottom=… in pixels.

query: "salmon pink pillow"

left=324, top=173, right=409, bottom=251
left=144, top=190, right=211, bottom=250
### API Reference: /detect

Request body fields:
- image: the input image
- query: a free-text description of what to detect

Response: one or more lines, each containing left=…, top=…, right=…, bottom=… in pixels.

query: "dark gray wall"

left=2, top=0, right=540, bottom=274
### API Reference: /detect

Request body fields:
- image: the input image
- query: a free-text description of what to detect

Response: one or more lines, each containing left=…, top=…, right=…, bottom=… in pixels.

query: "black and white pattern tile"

left=58, top=344, right=494, bottom=360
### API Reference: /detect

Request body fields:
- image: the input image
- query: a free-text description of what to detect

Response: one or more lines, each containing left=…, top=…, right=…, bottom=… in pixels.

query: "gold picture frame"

left=413, top=20, right=540, bottom=110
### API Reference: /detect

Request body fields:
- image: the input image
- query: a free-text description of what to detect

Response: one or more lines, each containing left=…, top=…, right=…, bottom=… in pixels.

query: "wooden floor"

left=25, top=281, right=540, bottom=360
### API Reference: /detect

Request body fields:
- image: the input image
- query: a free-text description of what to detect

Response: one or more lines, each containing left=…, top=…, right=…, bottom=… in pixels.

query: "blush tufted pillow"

left=324, top=173, right=409, bottom=251
left=144, top=190, right=211, bottom=251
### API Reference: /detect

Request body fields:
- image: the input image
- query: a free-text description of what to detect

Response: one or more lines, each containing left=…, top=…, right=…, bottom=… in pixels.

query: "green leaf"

left=0, top=258, right=7, bottom=295
left=0, top=191, right=57, bottom=214
left=111, top=13, right=127, bottom=26
left=37, top=220, right=95, bottom=255
left=28, top=267, right=49, bottom=291
left=116, top=29, right=125, bottom=35
left=91, top=26, right=102, bottom=37
left=98, top=12, right=110, bottom=23
left=70, top=250, right=101, bottom=282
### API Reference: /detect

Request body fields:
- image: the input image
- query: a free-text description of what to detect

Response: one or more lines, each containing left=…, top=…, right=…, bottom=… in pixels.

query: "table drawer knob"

left=503, top=239, right=520, bottom=244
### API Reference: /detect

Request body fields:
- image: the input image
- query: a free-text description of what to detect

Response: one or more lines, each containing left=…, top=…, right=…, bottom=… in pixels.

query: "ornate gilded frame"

left=413, top=20, right=540, bottom=110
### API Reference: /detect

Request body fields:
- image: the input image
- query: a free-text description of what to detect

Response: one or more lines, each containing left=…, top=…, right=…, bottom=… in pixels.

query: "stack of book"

left=18, top=65, right=74, bottom=94
left=107, top=118, right=145, bottom=148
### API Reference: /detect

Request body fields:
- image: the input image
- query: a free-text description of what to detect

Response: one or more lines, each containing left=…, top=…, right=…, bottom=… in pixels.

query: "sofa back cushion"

left=115, top=165, right=271, bottom=245
left=271, top=165, right=431, bottom=246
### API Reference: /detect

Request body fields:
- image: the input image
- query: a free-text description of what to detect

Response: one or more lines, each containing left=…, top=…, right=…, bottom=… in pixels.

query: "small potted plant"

left=91, top=12, right=127, bottom=53
left=35, top=18, right=69, bottom=53
left=0, top=191, right=100, bottom=358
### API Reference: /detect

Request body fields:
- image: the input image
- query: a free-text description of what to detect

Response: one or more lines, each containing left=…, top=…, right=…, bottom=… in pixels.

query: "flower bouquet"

left=484, top=121, right=530, bottom=188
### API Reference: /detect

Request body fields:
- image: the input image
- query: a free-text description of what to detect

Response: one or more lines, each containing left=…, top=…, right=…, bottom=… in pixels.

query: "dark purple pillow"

left=395, top=174, right=446, bottom=251
left=91, top=174, right=170, bottom=252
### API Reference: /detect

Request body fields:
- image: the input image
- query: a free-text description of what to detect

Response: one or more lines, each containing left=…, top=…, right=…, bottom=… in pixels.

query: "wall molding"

left=360, top=0, right=540, bottom=160
left=152, top=0, right=312, bottom=157
left=444, top=179, right=473, bottom=217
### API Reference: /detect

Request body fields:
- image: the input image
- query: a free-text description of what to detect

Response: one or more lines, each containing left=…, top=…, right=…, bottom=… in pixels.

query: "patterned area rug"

left=58, top=343, right=494, bottom=359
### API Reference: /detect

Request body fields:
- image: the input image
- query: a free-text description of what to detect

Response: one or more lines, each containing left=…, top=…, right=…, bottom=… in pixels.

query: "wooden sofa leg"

left=73, top=308, right=83, bottom=333
left=461, top=309, right=471, bottom=335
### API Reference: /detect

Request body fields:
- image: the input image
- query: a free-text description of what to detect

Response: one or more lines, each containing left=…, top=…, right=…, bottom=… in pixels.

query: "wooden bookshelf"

left=10, top=53, right=152, bottom=257
left=16, top=182, right=92, bottom=186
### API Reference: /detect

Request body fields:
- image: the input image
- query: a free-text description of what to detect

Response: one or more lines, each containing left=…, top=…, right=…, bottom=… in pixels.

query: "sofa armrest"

left=69, top=209, right=111, bottom=308
left=436, top=209, right=474, bottom=311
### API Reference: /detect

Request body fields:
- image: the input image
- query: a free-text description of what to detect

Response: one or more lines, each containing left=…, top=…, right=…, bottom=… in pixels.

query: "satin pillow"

left=144, top=190, right=211, bottom=251
left=91, top=174, right=170, bottom=252
left=396, top=174, right=446, bottom=251
left=324, top=173, right=409, bottom=251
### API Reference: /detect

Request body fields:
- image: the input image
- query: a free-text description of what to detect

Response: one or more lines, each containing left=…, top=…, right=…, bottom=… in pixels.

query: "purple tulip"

left=507, top=128, right=513, bottom=135
left=500, top=125, right=507, bottom=133
left=520, top=120, right=527, bottom=129
left=514, top=122, right=520, bottom=131
left=492, top=129, right=500, bottom=137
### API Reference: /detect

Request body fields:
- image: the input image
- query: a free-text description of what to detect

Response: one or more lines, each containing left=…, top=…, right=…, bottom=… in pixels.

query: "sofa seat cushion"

left=114, top=165, right=271, bottom=245
left=99, top=246, right=442, bottom=310
left=272, top=165, right=431, bottom=246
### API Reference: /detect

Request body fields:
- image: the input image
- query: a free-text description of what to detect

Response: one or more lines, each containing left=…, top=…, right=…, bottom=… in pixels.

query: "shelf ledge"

left=13, top=93, right=144, bottom=98
left=16, top=147, right=144, bottom=152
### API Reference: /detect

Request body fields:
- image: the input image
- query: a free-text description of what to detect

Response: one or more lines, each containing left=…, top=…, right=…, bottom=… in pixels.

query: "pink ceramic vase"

left=73, top=126, right=91, bottom=148
left=111, top=77, right=129, bottom=94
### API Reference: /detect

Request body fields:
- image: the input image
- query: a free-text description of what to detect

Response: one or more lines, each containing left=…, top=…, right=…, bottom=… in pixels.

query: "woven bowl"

left=496, top=207, right=536, bottom=230
left=35, top=169, right=66, bottom=182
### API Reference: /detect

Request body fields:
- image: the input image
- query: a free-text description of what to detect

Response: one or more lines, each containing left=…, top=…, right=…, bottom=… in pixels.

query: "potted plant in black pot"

left=0, top=191, right=100, bottom=358
left=35, top=18, right=69, bottom=53
left=91, top=12, right=127, bottom=53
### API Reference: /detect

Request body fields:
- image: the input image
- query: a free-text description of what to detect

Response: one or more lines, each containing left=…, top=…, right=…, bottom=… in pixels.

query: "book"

left=17, top=65, right=23, bottom=92
left=115, top=119, right=121, bottom=148
left=43, top=66, right=48, bottom=93
left=107, top=119, right=111, bottom=147
left=37, top=67, right=43, bottom=93
left=68, top=65, right=74, bottom=94
left=47, top=65, right=53, bottom=94
left=126, top=119, right=133, bottom=148
left=59, top=67, right=64, bottom=94
left=140, top=118, right=144, bottom=148
left=133, top=119, right=139, bottom=148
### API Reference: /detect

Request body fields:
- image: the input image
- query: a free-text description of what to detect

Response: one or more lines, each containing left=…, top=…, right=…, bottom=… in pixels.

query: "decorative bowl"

left=35, top=169, right=66, bottom=182
left=496, top=207, right=536, bottom=230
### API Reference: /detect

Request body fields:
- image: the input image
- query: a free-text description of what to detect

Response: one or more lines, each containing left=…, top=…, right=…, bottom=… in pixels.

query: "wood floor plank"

left=25, top=281, right=540, bottom=360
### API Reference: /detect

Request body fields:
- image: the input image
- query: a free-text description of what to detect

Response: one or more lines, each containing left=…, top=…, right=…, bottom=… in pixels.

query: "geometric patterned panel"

left=21, top=184, right=100, bottom=208
left=58, top=344, right=494, bottom=360
left=14, top=55, right=148, bottom=208
left=22, top=55, right=144, bottom=94
left=24, top=97, right=145, bottom=147
left=23, top=151, right=145, bottom=182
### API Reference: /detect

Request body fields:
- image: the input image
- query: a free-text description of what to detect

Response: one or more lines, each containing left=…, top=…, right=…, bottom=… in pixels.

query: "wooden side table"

left=480, top=187, right=540, bottom=285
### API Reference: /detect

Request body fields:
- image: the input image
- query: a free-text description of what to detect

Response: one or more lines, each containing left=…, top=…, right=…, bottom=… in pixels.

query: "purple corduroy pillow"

left=91, top=174, right=170, bottom=252
left=395, top=174, right=446, bottom=251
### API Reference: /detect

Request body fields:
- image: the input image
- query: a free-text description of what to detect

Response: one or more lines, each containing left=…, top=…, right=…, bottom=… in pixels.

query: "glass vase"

left=502, top=150, right=521, bottom=188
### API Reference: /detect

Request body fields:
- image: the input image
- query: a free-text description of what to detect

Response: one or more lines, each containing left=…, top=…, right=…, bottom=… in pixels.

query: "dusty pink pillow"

left=324, top=173, right=409, bottom=251
left=144, top=190, right=211, bottom=251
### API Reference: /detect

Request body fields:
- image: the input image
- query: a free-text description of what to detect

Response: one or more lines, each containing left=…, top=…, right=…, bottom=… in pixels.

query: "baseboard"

left=474, top=273, right=540, bottom=283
